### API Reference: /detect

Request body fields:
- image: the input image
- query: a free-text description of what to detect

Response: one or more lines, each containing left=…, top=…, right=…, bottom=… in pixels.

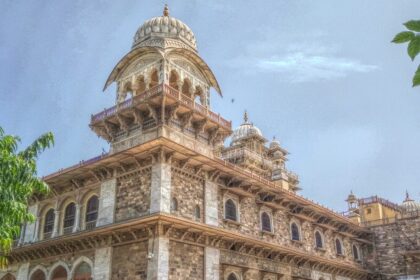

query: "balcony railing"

left=91, top=84, right=232, bottom=129
left=63, top=226, right=73, bottom=235
left=358, top=195, right=400, bottom=211
left=85, top=221, right=96, bottom=230
left=43, top=232, right=52, bottom=240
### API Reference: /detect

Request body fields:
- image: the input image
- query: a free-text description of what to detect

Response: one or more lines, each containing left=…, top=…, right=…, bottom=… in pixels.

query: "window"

left=51, top=266, right=67, bottom=280
left=73, top=262, right=92, bottom=280
left=366, top=208, right=372, bottom=214
left=315, top=231, right=323, bottom=248
left=261, top=212, right=272, bottom=232
left=225, top=199, right=237, bottom=221
left=85, top=196, right=99, bottom=229
left=353, top=244, right=360, bottom=260
left=227, top=273, right=238, bottom=280
left=171, top=198, right=178, bottom=211
left=43, top=209, right=55, bottom=239
left=63, top=203, right=76, bottom=233
left=194, top=205, right=201, bottom=220
left=291, top=222, right=300, bottom=241
left=336, top=238, right=343, bottom=255
left=30, top=269, right=46, bottom=280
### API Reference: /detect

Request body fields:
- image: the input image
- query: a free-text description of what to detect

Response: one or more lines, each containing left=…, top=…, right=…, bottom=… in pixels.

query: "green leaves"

left=413, top=65, right=420, bottom=87
left=393, top=20, right=420, bottom=87
left=0, top=127, right=53, bottom=268
left=404, top=20, right=420, bottom=32
left=408, top=36, right=420, bottom=61
left=392, top=31, right=415, bottom=43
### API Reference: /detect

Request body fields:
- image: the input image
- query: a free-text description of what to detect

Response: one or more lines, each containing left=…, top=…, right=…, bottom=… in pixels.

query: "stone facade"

left=5, top=5, right=417, bottom=280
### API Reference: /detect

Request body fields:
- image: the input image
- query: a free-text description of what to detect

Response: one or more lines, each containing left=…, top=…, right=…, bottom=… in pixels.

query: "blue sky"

left=1, top=0, right=419, bottom=211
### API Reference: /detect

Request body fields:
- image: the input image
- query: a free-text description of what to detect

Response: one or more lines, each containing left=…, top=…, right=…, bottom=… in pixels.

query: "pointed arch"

left=62, top=202, right=76, bottom=234
left=335, top=238, right=344, bottom=255
left=135, top=75, right=146, bottom=95
left=29, top=265, right=48, bottom=280
left=224, top=199, right=237, bottom=221
left=227, top=272, right=239, bottom=280
left=315, top=230, right=324, bottom=248
left=48, top=261, right=69, bottom=280
left=181, top=78, right=192, bottom=97
left=1, top=273, right=16, bottom=280
left=85, top=195, right=99, bottom=230
left=71, top=256, right=93, bottom=280
left=261, top=212, right=272, bottom=232
left=290, top=222, right=300, bottom=241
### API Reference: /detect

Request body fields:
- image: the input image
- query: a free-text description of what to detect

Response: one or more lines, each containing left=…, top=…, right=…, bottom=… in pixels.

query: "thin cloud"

left=257, top=52, right=378, bottom=82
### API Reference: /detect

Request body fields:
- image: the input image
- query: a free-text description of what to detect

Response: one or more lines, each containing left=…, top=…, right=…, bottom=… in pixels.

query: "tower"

left=90, top=5, right=231, bottom=154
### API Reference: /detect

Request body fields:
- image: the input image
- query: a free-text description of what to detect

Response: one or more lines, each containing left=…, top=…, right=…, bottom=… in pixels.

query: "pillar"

left=147, top=236, right=169, bottom=280
left=52, top=210, right=60, bottom=237
left=73, top=204, right=81, bottom=232
left=23, top=204, right=38, bottom=243
left=16, top=263, right=29, bottom=280
left=93, top=247, right=113, bottom=280
left=97, top=178, right=117, bottom=227
left=204, top=180, right=218, bottom=226
left=150, top=163, right=171, bottom=214
left=205, top=247, right=220, bottom=280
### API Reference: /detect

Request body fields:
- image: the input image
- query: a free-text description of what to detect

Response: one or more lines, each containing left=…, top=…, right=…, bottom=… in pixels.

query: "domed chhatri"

left=132, top=5, right=197, bottom=51
left=401, top=191, right=420, bottom=213
left=231, top=111, right=264, bottom=145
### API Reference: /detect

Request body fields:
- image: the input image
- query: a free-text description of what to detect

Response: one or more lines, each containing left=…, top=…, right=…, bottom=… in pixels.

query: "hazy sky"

left=1, top=0, right=419, bottom=211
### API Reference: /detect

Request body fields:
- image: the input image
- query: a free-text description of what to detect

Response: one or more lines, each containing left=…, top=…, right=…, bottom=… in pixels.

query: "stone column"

left=204, top=179, right=218, bottom=226
left=147, top=236, right=169, bottom=280
left=150, top=163, right=171, bottom=214
left=205, top=247, right=220, bottom=280
left=24, top=204, right=39, bottom=243
left=73, top=204, right=81, bottom=232
left=93, top=247, right=113, bottom=280
left=52, top=210, right=60, bottom=238
left=97, top=178, right=117, bottom=227
left=16, top=263, right=29, bottom=280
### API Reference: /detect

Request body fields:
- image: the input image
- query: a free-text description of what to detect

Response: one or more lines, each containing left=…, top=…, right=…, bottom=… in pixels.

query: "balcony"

left=90, top=84, right=232, bottom=142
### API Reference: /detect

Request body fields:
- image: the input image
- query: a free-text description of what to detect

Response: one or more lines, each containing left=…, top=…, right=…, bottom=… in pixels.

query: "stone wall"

left=115, top=169, right=151, bottom=221
left=217, top=194, right=361, bottom=264
left=169, top=240, right=204, bottom=280
left=366, top=215, right=420, bottom=279
left=112, top=241, right=148, bottom=280
left=171, top=169, right=204, bottom=222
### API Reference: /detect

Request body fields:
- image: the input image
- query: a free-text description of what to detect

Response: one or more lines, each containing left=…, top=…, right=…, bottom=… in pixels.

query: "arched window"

left=63, top=203, right=75, bottom=234
left=194, top=205, right=201, bottom=220
left=171, top=198, right=178, bottom=212
left=1, top=273, right=16, bottom=280
left=30, top=270, right=46, bottom=280
left=181, top=79, right=191, bottom=97
left=51, top=266, right=67, bottom=280
left=43, top=209, right=55, bottom=239
left=336, top=238, right=343, bottom=255
left=291, top=222, right=300, bottom=241
left=261, top=212, right=272, bottom=232
left=150, top=70, right=159, bottom=88
left=73, top=262, right=92, bottom=280
left=227, top=273, right=238, bottom=280
left=315, top=231, right=323, bottom=248
left=123, top=81, right=133, bottom=99
left=352, top=244, right=360, bottom=260
left=135, top=75, right=146, bottom=95
left=85, top=196, right=99, bottom=230
left=225, top=199, right=237, bottom=221
left=169, top=70, right=179, bottom=90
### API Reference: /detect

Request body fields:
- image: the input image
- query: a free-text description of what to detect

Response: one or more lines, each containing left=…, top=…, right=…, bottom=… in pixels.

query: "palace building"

left=1, top=5, right=419, bottom=280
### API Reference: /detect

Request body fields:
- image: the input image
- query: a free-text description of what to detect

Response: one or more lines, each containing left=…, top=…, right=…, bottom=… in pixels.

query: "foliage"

left=0, top=127, right=54, bottom=268
left=392, top=20, right=420, bottom=87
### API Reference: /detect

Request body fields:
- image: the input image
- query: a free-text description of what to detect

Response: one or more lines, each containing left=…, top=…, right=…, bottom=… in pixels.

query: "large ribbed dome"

left=231, top=111, right=263, bottom=145
left=401, top=192, right=420, bottom=213
left=132, top=5, right=197, bottom=51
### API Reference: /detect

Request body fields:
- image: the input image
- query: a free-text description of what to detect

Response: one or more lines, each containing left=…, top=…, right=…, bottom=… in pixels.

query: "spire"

left=243, top=110, right=249, bottom=123
left=163, top=4, right=170, bottom=16
left=404, top=190, right=413, bottom=202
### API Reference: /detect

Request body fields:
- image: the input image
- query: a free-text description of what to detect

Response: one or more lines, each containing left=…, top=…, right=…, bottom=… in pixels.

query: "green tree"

left=392, top=20, right=420, bottom=87
left=0, top=127, right=54, bottom=268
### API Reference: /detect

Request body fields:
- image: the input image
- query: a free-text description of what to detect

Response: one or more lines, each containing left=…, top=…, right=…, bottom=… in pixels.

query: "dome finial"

left=163, top=4, right=170, bottom=16
left=404, top=190, right=413, bottom=202
left=243, top=110, right=249, bottom=123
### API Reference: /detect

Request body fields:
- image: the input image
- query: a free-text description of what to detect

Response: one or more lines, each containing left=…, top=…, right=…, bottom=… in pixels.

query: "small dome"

left=231, top=111, right=263, bottom=145
left=132, top=5, right=197, bottom=51
left=269, top=137, right=281, bottom=149
left=401, top=191, right=420, bottom=213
